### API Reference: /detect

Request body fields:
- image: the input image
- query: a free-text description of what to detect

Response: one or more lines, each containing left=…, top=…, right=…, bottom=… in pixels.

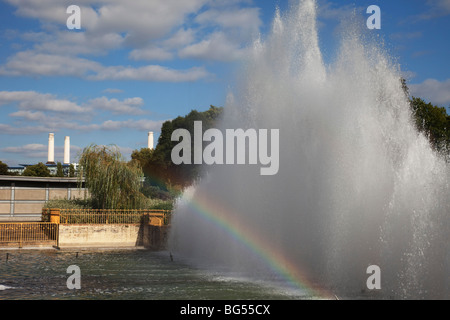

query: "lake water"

left=0, top=249, right=314, bottom=300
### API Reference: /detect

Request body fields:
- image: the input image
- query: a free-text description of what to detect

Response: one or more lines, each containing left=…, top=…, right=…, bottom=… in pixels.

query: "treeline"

left=410, top=96, right=450, bottom=152
left=131, top=105, right=224, bottom=196
left=0, top=161, right=75, bottom=177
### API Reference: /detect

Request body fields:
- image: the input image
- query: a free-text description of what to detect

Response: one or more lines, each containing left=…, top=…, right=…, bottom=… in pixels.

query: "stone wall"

left=58, top=224, right=169, bottom=250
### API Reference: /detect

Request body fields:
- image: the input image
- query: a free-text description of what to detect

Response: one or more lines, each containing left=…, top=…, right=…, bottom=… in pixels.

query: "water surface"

left=0, top=249, right=311, bottom=300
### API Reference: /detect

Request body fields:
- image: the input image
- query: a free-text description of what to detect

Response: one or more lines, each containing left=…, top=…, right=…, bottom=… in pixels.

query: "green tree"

left=69, top=164, right=75, bottom=177
left=56, top=162, right=64, bottom=177
left=22, top=163, right=51, bottom=177
left=410, top=96, right=450, bottom=151
left=401, top=78, right=450, bottom=153
left=0, top=161, right=9, bottom=175
left=132, top=105, right=224, bottom=190
left=78, top=144, right=145, bottom=209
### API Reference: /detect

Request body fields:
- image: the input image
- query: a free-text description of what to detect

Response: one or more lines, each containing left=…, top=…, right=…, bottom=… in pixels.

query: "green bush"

left=142, top=197, right=175, bottom=211
left=44, top=198, right=94, bottom=209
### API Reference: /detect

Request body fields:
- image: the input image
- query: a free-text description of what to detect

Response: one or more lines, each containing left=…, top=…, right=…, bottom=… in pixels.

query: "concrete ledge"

left=56, top=246, right=147, bottom=251
left=58, top=224, right=143, bottom=248
left=57, top=244, right=141, bottom=249
left=57, top=224, right=170, bottom=250
left=0, top=216, right=41, bottom=222
left=0, top=246, right=57, bottom=251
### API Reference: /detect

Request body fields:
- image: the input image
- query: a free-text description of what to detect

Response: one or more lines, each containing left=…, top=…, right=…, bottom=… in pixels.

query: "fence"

left=42, top=208, right=172, bottom=226
left=0, top=222, right=59, bottom=248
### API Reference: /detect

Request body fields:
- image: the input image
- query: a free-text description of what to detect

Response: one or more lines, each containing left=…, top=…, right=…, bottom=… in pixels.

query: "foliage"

left=22, top=162, right=51, bottom=177
left=131, top=105, right=224, bottom=190
left=56, top=162, right=64, bottom=177
left=69, top=164, right=75, bottom=177
left=400, top=78, right=450, bottom=153
left=143, top=198, right=175, bottom=211
left=78, top=144, right=145, bottom=209
left=410, top=96, right=450, bottom=152
left=44, top=198, right=94, bottom=209
left=0, top=161, right=8, bottom=175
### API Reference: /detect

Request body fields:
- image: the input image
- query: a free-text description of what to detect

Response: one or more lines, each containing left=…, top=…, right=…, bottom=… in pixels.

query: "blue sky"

left=0, top=0, right=449, bottom=166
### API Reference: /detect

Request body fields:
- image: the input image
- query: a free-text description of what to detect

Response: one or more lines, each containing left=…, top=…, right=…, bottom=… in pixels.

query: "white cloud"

left=0, top=90, right=155, bottom=119
left=409, top=78, right=450, bottom=106
left=102, top=88, right=124, bottom=94
left=163, top=28, right=196, bottom=49
left=179, top=32, right=248, bottom=61
left=2, top=144, right=47, bottom=154
left=129, top=46, right=174, bottom=61
left=54, top=118, right=165, bottom=133
left=0, top=51, right=102, bottom=77
left=5, top=0, right=75, bottom=25
left=3, top=114, right=166, bottom=135
left=0, top=123, right=49, bottom=135
left=0, top=91, right=87, bottom=113
left=5, top=0, right=207, bottom=43
left=34, top=31, right=125, bottom=56
left=98, top=119, right=165, bottom=132
left=2, top=0, right=263, bottom=80
left=1, top=143, right=82, bottom=162
left=195, top=7, right=261, bottom=40
left=0, top=50, right=210, bottom=82
left=0, top=90, right=166, bottom=137
left=416, top=0, right=450, bottom=20
left=87, top=96, right=146, bottom=115
left=88, top=0, right=208, bottom=45
left=89, top=65, right=210, bottom=82
left=9, top=110, right=48, bottom=122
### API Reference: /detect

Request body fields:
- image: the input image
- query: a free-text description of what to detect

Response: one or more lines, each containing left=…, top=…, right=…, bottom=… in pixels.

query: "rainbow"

left=177, top=190, right=335, bottom=299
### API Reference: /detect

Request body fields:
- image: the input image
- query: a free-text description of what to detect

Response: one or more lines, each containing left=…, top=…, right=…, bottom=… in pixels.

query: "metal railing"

left=0, top=222, right=58, bottom=248
left=42, top=208, right=172, bottom=225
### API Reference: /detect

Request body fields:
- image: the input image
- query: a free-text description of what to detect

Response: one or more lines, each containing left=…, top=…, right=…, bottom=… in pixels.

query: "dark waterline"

left=0, top=249, right=312, bottom=300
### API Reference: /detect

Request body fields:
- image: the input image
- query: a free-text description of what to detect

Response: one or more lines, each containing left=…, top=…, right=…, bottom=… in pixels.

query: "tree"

left=78, top=144, right=145, bottom=209
left=56, top=162, right=64, bottom=177
left=410, top=96, right=450, bottom=151
left=69, top=164, right=75, bottom=177
left=132, top=105, right=224, bottom=190
left=402, top=78, right=450, bottom=153
left=0, top=161, right=8, bottom=175
left=22, top=163, right=51, bottom=177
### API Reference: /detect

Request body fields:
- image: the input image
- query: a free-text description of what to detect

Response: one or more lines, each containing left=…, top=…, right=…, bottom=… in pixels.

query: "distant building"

left=6, top=133, right=78, bottom=177
left=7, top=163, right=79, bottom=177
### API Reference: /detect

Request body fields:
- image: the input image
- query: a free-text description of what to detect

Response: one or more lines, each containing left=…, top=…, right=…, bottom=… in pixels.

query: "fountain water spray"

left=169, top=0, right=449, bottom=299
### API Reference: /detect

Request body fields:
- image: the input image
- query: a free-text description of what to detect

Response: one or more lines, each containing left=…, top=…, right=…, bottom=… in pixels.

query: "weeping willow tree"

left=78, top=144, right=145, bottom=209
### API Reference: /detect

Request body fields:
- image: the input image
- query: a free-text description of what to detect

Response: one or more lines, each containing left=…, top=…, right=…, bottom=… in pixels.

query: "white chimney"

left=47, top=133, right=55, bottom=164
left=148, top=131, right=154, bottom=149
left=64, top=136, right=70, bottom=164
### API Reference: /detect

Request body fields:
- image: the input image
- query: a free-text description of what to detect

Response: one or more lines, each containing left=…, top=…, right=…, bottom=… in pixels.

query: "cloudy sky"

left=0, top=0, right=449, bottom=166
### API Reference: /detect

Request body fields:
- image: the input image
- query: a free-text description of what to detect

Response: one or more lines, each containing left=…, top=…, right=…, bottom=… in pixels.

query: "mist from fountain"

left=169, top=0, right=449, bottom=299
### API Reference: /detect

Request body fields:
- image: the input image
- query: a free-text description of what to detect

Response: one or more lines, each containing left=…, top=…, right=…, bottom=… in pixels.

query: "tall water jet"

left=169, top=0, right=449, bottom=299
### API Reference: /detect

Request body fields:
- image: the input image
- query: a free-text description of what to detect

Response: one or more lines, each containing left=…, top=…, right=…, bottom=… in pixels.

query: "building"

left=6, top=131, right=153, bottom=176
left=7, top=163, right=78, bottom=176
left=0, top=175, right=85, bottom=221
left=7, top=133, right=78, bottom=177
